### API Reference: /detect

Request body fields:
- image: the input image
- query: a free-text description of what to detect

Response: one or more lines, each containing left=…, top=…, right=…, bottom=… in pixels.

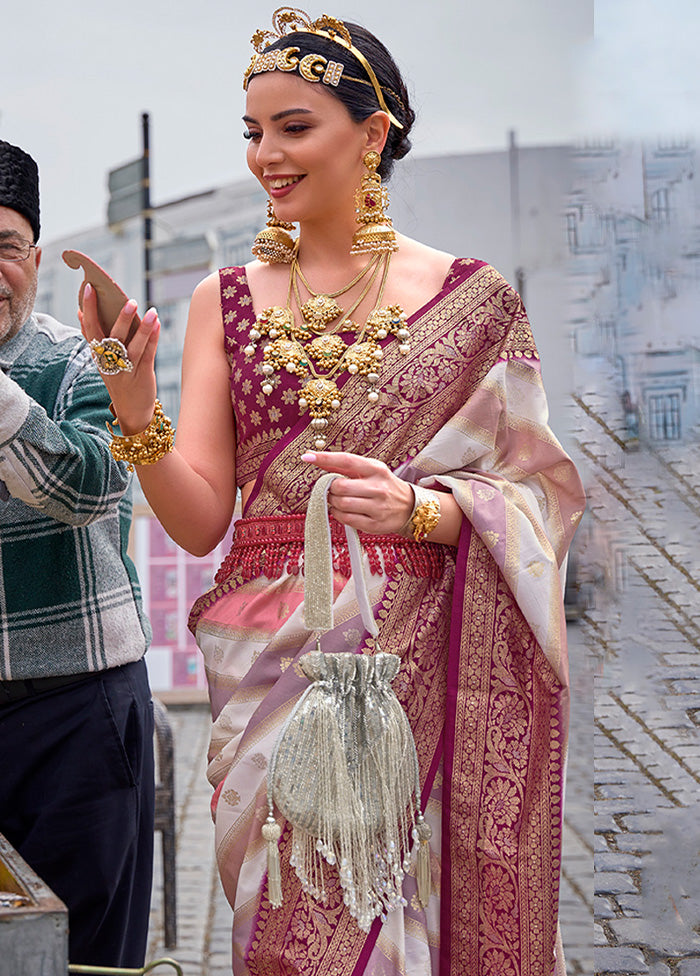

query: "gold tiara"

left=243, top=7, right=403, bottom=129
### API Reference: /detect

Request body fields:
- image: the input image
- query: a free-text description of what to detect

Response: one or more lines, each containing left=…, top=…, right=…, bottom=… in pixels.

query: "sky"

left=3, top=0, right=592, bottom=243
left=4, top=0, right=699, bottom=245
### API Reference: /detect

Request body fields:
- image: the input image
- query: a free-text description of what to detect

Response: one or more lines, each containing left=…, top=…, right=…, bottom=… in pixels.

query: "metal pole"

left=142, top=112, right=152, bottom=309
left=508, top=129, right=525, bottom=302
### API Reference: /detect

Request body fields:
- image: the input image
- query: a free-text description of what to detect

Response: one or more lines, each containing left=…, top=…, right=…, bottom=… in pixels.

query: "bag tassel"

left=262, top=813, right=283, bottom=908
left=414, top=814, right=433, bottom=908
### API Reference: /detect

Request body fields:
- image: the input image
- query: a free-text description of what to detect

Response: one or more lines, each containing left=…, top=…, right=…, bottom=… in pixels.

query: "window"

left=650, top=187, right=670, bottom=223
left=648, top=392, right=681, bottom=440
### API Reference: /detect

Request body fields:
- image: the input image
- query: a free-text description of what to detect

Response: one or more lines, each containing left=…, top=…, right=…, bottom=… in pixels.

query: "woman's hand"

left=302, top=451, right=414, bottom=535
left=79, top=283, right=160, bottom=434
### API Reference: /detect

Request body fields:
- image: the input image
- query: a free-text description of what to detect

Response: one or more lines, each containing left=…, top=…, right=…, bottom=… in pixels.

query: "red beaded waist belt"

left=213, top=513, right=447, bottom=585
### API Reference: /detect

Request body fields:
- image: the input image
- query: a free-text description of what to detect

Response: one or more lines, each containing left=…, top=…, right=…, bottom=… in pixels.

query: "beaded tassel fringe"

left=267, top=650, right=429, bottom=932
left=262, top=816, right=283, bottom=908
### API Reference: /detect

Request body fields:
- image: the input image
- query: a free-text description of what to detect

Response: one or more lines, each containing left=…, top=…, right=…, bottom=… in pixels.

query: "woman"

left=82, top=8, right=585, bottom=974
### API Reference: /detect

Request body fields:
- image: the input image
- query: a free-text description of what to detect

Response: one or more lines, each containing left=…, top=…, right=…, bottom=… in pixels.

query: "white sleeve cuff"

left=0, top=370, right=32, bottom=445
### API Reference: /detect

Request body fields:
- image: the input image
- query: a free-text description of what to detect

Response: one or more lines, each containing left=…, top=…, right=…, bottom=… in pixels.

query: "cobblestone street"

left=573, top=377, right=700, bottom=976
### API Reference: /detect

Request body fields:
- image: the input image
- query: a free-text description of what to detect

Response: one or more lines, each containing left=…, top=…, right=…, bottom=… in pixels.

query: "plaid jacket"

left=0, top=313, right=151, bottom=680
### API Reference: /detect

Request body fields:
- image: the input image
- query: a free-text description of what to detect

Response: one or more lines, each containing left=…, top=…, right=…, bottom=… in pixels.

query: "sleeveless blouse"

left=219, top=260, right=473, bottom=487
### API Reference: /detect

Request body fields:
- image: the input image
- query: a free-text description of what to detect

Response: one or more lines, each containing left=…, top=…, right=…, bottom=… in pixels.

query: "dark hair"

left=261, top=22, right=415, bottom=179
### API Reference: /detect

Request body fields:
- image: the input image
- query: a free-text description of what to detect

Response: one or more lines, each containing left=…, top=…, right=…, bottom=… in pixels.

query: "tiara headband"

left=243, top=7, right=403, bottom=129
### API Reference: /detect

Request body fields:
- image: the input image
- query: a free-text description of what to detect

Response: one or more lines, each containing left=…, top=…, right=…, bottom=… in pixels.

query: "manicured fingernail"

left=84, top=282, right=93, bottom=298
left=301, top=452, right=317, bottom=462
left=124, top=299, right=138, bottom=313
left=142, top=307, right=158, bottom=325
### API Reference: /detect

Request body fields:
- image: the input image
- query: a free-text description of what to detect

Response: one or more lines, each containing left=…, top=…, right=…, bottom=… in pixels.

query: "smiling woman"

left=80, top=7, right=585, bottom=975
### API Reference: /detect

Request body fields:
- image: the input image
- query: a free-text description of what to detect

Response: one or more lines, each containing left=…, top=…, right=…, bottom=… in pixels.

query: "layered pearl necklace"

left=244, top=251, right=410, bottom=449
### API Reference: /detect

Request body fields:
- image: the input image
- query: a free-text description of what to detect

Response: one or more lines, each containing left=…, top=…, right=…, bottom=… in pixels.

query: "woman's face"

left=244, top=71, right=370, bottom=227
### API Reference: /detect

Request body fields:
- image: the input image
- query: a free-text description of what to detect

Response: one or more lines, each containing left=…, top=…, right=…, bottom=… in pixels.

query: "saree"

left=190, top=258, right=586, bottom=976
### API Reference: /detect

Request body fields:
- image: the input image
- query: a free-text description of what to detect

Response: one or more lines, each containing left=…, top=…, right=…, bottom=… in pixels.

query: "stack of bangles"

left=107, top=400, right=175, bottom=471
left=402, top=485, right=442, bottom=542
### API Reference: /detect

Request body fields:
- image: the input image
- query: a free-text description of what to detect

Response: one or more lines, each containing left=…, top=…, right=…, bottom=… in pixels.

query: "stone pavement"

left=145, top=624, right=595, bottom=975
left=572, top=375, right=700, bottom=976
left=147, top=702, right=232, bottom=976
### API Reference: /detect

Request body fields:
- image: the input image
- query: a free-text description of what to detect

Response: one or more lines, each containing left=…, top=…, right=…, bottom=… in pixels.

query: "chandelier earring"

left=350, top=150, right=398, bottom=256
left=251, top=199, right=297, bottom=264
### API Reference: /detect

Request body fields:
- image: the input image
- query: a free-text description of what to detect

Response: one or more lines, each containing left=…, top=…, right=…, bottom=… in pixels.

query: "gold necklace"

left=295, top=253, right=382, bottom=332
left=244, top=252, right=410, bottom=449
left=292, top=254, right=384, bottom=336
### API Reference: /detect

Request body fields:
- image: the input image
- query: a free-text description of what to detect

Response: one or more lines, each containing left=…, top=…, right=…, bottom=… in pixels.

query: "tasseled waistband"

left=213, top=513, right=446, bottom=586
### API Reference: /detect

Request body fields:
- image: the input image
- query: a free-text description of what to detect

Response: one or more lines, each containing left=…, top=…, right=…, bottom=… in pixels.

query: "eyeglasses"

left=0, top=239, right=38, bottom=263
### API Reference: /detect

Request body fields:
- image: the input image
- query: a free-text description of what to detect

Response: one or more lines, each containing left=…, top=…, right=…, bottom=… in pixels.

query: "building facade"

left=567, top=140, right=700, bottom=446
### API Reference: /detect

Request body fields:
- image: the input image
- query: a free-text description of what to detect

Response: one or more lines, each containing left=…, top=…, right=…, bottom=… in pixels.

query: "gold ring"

left=89, top=337, right=134, bottom=375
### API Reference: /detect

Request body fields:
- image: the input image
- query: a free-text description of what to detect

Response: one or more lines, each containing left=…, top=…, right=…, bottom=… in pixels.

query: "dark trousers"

left=0, top=659, right=155, bottom=968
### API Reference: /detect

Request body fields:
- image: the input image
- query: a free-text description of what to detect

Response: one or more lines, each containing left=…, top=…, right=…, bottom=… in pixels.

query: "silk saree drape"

left=190, top=259, right=585, bottom=975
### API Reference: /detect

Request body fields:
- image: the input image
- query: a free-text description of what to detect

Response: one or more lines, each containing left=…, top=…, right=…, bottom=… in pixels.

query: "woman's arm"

left=81, top=273, right=236, bottom=555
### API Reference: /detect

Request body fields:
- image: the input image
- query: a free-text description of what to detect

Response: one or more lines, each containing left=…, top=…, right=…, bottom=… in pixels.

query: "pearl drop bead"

left=348, top=364, right=359, bottom=374
left=269, top=329, right=278, bottom=339
left=263, top=344, right=271, bottom=354
left=299, top=397, right=308, bottom=408
left=314, top=438, right=326, bottom=449
left=331, top=399, right=341, bottom=409
left=368, top=390, right=380, bottom=403
left=244, top=345, right=255, bottom=356
left=367, top=372, right=380, bottom=384
left=285, top=362, right=296, bottom=373
left=376, top=328, right=388, bottom=339
left=397, top=328, right=409, bottom=339
left=250, top=329, right=261, bottom=340
left=399, top=343, right=410, bottom=354
left=262, top=383, right=273, bottom=395
left=262, top=364, right=273, bottom=375
left=374, top=349, right=383, bottom=360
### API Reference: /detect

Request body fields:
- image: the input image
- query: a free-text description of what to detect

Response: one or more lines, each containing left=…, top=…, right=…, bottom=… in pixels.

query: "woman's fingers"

left=82, top=283, right=160, bottom=374
left=81, top=283, right=137, bottom=342
left=301, top=450, right=384, bottom=480
left=302, top=450, right=414, bottom=534
left=126, top=307, right=159, bottom=371
left=79, top=283, right=161, bottom=432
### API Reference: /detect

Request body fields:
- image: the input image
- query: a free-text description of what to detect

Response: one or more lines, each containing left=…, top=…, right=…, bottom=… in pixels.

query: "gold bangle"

left=107, top=399, right=174, bottom=471
left=399, top=485, right=442, bottom=542
left=411, top=499, right=441, bottom=542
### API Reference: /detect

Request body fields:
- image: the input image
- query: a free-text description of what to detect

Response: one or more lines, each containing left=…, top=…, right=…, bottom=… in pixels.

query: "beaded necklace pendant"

left=243, top=255, right=410, bottom=448
left=300, top=294, right=344, bottom=331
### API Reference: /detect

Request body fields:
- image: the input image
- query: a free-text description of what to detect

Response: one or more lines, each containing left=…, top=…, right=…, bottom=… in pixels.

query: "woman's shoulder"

left=388, top=237, right=499, bottom=314
left=394, top=236, right=455, bottom=279
left=193, top=269, right=226, bottom=298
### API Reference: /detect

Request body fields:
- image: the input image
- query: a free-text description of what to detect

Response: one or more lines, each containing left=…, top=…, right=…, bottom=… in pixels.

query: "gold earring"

left=350, top=150, right=398, bottom=255
left=251, top=199, right=297, bottom=264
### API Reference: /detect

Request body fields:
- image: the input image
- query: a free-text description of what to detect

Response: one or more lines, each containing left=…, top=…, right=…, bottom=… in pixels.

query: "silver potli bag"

left=261, top=473, right=432, bottom=932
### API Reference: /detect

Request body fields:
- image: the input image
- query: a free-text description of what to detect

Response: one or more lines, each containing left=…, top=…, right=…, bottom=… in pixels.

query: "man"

left=0, top=139, right=154, bottom=968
